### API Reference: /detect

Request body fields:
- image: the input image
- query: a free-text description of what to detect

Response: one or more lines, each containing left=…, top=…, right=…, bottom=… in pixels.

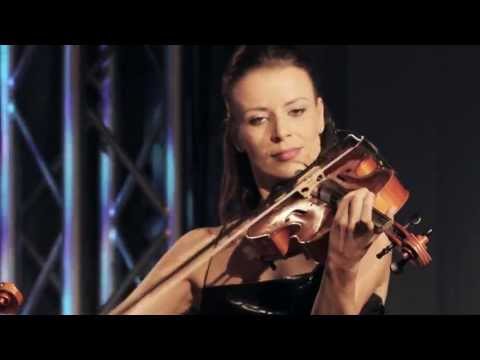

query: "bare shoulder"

left=172, top=226, right=223, bottom=249
left=109, top=226, right=224, bottom=314
left=167, top=225, right=223, bottom=271
left=127, top=225, right=224, bottom=289
left=187, top=226, right=223, bottom=238
left=165, top=226, right=224, bottom=302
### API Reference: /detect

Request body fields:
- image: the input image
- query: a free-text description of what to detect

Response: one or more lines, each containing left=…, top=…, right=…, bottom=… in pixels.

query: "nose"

left=270, top=115, right=291, bottom=143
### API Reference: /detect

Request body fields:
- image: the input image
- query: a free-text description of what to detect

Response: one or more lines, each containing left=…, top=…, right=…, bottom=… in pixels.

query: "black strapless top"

left=192, top=266, right=385, bottom=315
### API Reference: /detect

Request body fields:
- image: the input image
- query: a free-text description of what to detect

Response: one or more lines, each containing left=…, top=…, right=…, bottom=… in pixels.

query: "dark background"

left=346, top=46, right=480, bottom=314
left=13, top=45, right=480, bottom=314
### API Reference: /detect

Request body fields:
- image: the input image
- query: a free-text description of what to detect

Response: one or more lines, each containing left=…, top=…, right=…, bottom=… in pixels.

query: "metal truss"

left=0, top=45, right=183, bottom=315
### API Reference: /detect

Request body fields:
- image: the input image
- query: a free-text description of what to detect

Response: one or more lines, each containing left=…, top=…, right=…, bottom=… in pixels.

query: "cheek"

left=308, top=135, right=321, bottom=159
left=246, top=141, right=269, bottom=165
left=299, top=119, right=322, bottom=158
left=239, top=128, right=268, bottom=158
left=305, top=121, right=321, bottom=143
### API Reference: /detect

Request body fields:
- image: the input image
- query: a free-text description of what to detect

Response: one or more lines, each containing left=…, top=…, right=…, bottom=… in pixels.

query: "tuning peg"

left=405, top=213, right=422, bottom=229
left=376, top=243, right=395, bottom=259
left=390, top=253, right=411, bottom=274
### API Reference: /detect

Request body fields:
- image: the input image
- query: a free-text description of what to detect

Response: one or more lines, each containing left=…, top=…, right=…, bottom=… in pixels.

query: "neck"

left=257, top=186, right=271, bottom=201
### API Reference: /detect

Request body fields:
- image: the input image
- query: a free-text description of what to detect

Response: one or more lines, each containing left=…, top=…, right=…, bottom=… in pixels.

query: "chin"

left=267, top=163, right=306, bottom=180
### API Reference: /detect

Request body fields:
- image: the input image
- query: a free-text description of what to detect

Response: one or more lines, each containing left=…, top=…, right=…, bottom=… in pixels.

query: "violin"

left=245, top=131, right=432, bottom=273
left=110, top=131, right=432, bottom=315
left=0, top=282, right=23, bottom=315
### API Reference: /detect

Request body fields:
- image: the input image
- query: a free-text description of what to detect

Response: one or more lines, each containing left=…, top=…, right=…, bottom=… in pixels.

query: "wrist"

left=325, top=255, right=361, bottom=278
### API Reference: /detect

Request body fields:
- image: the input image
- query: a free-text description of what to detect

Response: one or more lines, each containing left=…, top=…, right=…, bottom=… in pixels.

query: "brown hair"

left=218, top=46, right=337, bottom=224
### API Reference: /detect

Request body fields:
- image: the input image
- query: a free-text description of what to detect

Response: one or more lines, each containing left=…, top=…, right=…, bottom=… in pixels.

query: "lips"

left=272, top=148, right=302, bottom=161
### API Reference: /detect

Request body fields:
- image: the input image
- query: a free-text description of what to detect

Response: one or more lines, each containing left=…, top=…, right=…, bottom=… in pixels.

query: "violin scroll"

left=390, top=229, right=432, bottom=274
left=0, top=282, right=23, bottom=315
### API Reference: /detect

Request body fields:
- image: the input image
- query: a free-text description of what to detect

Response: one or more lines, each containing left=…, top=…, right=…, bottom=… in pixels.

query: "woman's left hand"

left=326, top=187, right=377, bottom=272
left=310, top=187, right=393, bottom=314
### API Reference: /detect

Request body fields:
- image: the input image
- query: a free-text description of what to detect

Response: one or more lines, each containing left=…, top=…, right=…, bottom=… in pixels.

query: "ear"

left=235, top=136, right=245, bottom=153
left=316, top=97, right=325, bottom=135
left=229, top=124, right=244, bottom=153
left=234, top=142, right=244, bottom=153
left=226, top=103, right=245, bottom=153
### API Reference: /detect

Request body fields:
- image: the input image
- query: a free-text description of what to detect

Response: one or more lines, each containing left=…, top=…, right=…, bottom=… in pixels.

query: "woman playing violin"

left=109, top=45, right=393, bottom=315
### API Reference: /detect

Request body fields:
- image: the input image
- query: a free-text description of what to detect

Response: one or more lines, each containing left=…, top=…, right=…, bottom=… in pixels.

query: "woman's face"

left=230, top=65, right=325, bottom=190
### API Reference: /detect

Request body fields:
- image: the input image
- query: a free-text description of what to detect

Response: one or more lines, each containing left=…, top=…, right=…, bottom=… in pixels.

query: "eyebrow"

left=285, top=97, right=309, bottom=106
left=244, top=97, right=309, bottom=114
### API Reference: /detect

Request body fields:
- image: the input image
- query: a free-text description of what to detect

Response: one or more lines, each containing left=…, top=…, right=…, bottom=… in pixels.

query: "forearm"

left=310, top=262, right=361, bottom=315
